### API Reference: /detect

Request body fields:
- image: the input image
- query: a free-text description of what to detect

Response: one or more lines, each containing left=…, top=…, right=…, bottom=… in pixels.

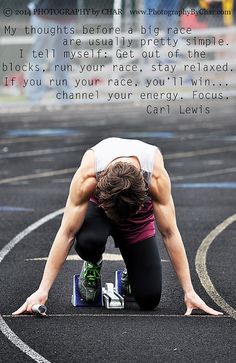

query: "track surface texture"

left=0, top=99, right=236, bottom=362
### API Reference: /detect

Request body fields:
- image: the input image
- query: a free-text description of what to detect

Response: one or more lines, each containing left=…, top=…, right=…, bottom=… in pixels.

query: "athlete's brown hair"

left=95, top=162, right=147, bottom=223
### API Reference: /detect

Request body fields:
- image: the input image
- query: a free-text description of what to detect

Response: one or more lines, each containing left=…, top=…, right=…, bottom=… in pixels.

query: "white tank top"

left=91, top=138, right=158, bottom=184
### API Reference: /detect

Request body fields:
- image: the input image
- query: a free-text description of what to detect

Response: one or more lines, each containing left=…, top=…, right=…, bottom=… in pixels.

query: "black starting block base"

left=71, top=274, right=103, bottom=307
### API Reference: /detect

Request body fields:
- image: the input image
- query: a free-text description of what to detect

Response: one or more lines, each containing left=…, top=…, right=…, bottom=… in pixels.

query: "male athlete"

left=13, top=138, right=222, bottom=315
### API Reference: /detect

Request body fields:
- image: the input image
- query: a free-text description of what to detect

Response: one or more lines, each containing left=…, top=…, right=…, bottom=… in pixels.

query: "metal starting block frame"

left=102, top=283, right=124, bottom=309
left=71, top=272, right=124, bottom=309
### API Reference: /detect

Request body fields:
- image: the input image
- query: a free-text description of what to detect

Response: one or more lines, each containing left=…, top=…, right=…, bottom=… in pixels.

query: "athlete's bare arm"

left=12, top=150, right=96, bottom=315
left=149, top=150, right=222, bottom=316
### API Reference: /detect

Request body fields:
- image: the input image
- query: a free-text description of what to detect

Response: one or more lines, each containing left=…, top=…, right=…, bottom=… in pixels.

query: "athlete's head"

left=96, top=161, right=147, bottom=223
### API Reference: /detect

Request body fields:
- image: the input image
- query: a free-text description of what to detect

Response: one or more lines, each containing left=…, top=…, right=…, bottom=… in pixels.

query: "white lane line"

left=0, top=146, right=83, bottom=159
left=0, top=136, right=79, bottom=145
left=1, top=166, right=236, bottom=187
left=25, top=254, right=170, bottom=262
left=165, top=145, right=236, bottom=160
left=195, top=213, right=236, bottom=320
left=0, top=315, right=50, bottom=363
left=2, top=314, right=229, bottom=319
left=0, top=209, right=63, bottom=363
left=171, top=167, right=236, bottom=181
left=0, top=144, right=235, bottom=160
left=26, top=253, right=123, bottom=262
left=0, top=168, right=77, bottom=185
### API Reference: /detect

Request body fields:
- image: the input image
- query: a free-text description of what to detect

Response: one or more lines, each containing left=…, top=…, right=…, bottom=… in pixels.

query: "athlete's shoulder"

left=72, top=149, right=96, bottom=183
left=152, top=148, right=166, bottom=177
left=68, top=150, right=97, bottom=203
left=149, top=149, right=171, bottom=199
left=80, top=149, right=96, bottom=170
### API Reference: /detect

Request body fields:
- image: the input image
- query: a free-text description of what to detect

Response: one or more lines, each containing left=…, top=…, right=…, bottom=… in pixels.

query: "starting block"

left=102, top=283, right=124, bottom=309
left=115, top=270, right=124, bottom=296
left=115, top=270, right=135, bottom=302
left=71, top=271, right=125, bottom=309
left=71, top=274, right=103, bottom=307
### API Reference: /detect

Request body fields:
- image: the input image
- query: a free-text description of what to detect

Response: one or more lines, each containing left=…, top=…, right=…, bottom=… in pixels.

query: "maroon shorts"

left=90, top=196, right=156, bottom=245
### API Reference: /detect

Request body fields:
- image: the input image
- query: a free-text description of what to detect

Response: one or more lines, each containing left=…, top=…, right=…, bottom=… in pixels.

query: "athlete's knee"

left=75, top=234, right=92, bottom=259
left=74, top=232, right=105, bottom=263
left=135, top=290, right=162, bottom=311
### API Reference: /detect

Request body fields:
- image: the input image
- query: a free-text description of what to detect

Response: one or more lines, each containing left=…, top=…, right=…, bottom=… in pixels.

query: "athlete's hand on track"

left=12, top=289, right=48, bottom=316
left=184, top=290, right=223, bottom=316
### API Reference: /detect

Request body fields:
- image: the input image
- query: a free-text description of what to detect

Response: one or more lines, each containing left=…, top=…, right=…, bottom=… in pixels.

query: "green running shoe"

left=121, top=270, right=132, bottom=296
left=79, top=261, right=102, bottom=303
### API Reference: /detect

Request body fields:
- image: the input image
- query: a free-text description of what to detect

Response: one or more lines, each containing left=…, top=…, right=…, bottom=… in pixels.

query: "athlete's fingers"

left=184, top=290, right=223, bottom=316
left=200, top=303, right=223, bottom=316
left=185, top=303, right=223, bottom=316
left=12, top=301, right=28, bottom=315
left=184, top=307, right=193, bottom=316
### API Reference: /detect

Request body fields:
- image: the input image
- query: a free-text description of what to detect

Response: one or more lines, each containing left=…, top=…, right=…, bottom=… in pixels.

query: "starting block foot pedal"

left=102, top=283, right=124, bottom=309
left=71, top=274, right=103, bottom=307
